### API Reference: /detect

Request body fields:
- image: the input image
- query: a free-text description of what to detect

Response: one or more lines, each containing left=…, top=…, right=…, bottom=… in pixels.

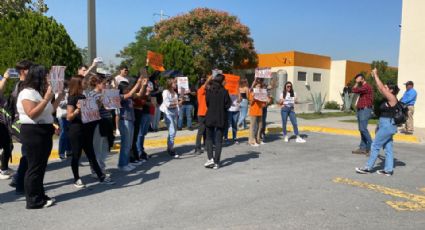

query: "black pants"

left=206, top=126, right=224, bottom=164
left=20, top=124, right=53, bottom=209
left=0, top=123, right=12, bottom=171
left=195, top=116, right=206, bottom=150
left=131, top=109, right=143, bottom=161
left=68, top=122, right=103, bottom=182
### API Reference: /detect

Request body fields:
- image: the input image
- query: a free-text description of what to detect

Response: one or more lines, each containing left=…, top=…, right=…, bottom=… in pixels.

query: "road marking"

left=333, top=177, right=425, bottom=211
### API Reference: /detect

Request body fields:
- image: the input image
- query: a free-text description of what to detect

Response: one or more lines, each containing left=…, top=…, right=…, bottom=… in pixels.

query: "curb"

left=9, top=125, right=420, bottom=165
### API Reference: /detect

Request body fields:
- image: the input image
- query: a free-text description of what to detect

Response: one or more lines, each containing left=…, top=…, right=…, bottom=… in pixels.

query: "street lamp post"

left=87, top=0, right=96, bottom=63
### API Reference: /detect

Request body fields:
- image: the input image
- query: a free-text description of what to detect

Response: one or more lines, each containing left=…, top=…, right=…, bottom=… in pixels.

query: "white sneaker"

left=43, top=197, right=55, bottom=208
left=250, top=143, right=260, bottom=147
left=131, top=161, right=143, bottom=166
left=204, top=159, right=215, bottom=168
left=0, top=169, right=12, bottom=180
left=74, top=179, right=86, bottom=189
left=119, top=165, right=134, bottom=172
left=260, top=141, right=266, bottom=145
left=296, top=136, right=306, bottom=143
left=174, top=154, right=180, bottom=159
left=100, top=175, right=115, bottom=185
left=284, top=136, right=289, bottom=143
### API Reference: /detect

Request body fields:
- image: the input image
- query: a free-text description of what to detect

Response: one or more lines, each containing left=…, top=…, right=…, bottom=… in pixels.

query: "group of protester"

left=0, top=59, right=416, bottom=209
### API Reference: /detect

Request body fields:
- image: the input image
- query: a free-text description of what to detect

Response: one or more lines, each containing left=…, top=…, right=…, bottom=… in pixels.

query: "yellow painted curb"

left=9, top=125, right=419, bottom=165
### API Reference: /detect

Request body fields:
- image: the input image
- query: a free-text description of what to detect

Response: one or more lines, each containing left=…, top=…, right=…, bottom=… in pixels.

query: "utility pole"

left=87, top=0, right=96, bottom=63
left=154, top=10, right=170, bottom=21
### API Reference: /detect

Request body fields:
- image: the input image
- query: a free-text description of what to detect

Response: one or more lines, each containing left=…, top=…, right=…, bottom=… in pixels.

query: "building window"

left=313, top=73, right=321, bottom=82
left=297, top=71, right=307, bottom=81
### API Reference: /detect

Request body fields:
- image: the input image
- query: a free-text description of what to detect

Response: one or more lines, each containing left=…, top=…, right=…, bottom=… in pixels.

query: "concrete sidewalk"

left=8, top=107, right=423, bottom=164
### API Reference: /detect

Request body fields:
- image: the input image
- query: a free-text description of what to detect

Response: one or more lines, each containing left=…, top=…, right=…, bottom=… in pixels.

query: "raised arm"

left=0, top=70, right=9, bottom=92
left=372, top=68, right=397, bottom=106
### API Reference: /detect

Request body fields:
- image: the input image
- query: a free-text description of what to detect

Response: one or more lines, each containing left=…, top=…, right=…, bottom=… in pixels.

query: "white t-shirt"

left=17, top=88, right=54, bottom=124
left=280, top=92, right=296, bottom=108
left=115, top=75, right=129, bottom=84
left=228, top=94, right=240, bottom=112
left=160, top=90, right=179, bottom=115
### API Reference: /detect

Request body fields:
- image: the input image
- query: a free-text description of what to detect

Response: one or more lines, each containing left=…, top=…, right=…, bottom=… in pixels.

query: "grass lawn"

left=297, top=111, right=355, bottom=120
left=340, top=119, right=379, bottom=125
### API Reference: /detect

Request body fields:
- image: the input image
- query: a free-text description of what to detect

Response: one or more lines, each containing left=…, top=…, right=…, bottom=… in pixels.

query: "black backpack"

left=393, top=101, right=409, bottom=125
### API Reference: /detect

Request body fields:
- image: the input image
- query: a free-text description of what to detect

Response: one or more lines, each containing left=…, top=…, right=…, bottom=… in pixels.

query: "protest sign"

left=147, top=51, right=165, bottom=71
left=50, top=66, right=66, bottom=93
left=79, top=97, right=101, bottom=124
left=253, top=88, right=268, bottom=102
left=255, top=67, right=272, bottom=79
left=102, top=89, right=121, bottom=109
left=177, top=77, right=189, bottom=94
left=224, top=74, right=240, bottom=95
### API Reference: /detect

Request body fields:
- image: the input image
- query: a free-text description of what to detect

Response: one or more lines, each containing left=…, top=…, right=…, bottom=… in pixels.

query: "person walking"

left=237, top=78, right=249, bottom=130
left=160, top=78, right=180, bottom=158
left=279, top=81, right=306, bottom=143
left=400, top=81, right=417, bottom=135
left=67, top=75, right=114, bottom=188
left=194, top=76, right=210, bottom=154
left=355, top=68, right=400, bottom=176
left=351, top=73, right=374, bottom=155
left=204, top=74, right=231, bottom=169
left=17, top=65, right=63, bottom=208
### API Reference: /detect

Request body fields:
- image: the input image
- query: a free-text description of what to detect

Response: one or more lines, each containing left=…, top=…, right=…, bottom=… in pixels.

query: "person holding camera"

left=351, top=73, right=374, bottom=155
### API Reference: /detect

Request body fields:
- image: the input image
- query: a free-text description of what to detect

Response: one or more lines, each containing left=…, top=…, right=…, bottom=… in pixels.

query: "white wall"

left=329, top=61, right=348, bottom=104
left=291, top=66, right=330, bottom=103
left=398, top=0, right=425, bottom=128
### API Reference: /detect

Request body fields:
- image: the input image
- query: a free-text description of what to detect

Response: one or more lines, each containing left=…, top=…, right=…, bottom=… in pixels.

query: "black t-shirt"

left=181, top=86, right=196, bottom=106
left=67, top=94, right=86, bottom=124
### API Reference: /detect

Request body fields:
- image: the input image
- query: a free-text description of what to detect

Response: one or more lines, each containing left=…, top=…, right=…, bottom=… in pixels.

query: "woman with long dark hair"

left=67, top=75, right=114, bottom=188
left=356, top=68, right=400, bottom=176
left=17, top=65, right=63, bottom=208
left=279, top=81, right=305, bottom=143
left=204, top=74, right=231, bottom=169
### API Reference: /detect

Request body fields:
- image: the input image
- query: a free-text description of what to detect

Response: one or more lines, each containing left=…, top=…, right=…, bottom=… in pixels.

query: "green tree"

left=154, top=8, right=257, bottom=76
left=117, top=26, right=161, bottom=76
left=0, top=0, right=48, bottom=15
left=159, top=39, right=196, bottom=84
left=0, top=12, right=82, bottom=94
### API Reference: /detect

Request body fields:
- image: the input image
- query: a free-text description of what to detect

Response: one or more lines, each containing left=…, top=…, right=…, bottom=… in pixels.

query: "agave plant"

left=340, top=92, right=356, bottom=112
left=310, top=92, right=327, bottom=113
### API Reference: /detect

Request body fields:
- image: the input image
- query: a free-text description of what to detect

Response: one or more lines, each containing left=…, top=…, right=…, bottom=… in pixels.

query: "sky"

left=44, top=0, right=402, bottom=67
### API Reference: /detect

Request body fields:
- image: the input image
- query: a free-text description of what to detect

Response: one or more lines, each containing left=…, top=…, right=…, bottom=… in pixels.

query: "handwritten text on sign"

left=255, top=68, right=272, bottom=79
left=224, top=74, right=240, bottom=95
left=253, top=88, right=268, bottom=102
left=50, top=66, right=66, bottom=93
left=79, top=97, right=101, bottom=124
left=102, top=89, right=121, bottom=109
left=177, top=77, right=189, bottom=94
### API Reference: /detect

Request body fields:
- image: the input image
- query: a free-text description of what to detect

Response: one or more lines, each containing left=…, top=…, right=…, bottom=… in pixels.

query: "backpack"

left=393, top=101, right=409, bottom=125
left=1, top=82, right=23, bottom=142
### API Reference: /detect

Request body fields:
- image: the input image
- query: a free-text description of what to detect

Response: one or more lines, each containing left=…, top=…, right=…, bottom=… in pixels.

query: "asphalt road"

left=1, top=132, right=425, bottom=230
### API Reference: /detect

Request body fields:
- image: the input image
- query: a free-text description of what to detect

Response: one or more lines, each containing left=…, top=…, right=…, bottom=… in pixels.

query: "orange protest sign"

left=147, top=51, right=165, bottom=71
left=224, top=74, right=240, bottom=95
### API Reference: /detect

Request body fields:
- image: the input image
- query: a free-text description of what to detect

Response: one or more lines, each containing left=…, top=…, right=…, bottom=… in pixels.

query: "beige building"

left=398, top=0, right=424, bottom=128
left=236, top=51, right=376, bottom=111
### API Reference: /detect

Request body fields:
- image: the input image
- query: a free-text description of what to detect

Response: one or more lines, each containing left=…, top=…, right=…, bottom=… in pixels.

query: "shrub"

left=324, top=101, right=340, bottom=110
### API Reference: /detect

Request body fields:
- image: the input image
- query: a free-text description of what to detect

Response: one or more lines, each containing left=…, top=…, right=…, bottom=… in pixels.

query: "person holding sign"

left=248, top=78, right=267, bottom=147
left=17, top=65, right=64, bottom=208
left=279, top=82, right=305, bottom=143
left=67, top=75, right=115, bottom=188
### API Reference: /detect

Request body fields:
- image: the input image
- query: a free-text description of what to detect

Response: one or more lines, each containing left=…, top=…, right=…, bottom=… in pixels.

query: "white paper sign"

left=253, top=88, right=268, bottom=102
left=102, top=89, right=121, bottom=109
left=79, top=97, right=101, bottom=124
left=255, top=68, right=272, bottom=79
left=177, top=77, right=189, bottom=94
left=50, top=66, right=66, bottom=93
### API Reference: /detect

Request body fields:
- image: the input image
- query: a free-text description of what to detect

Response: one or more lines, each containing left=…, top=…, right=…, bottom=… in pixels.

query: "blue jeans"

left=365, top=117, right=397, bottom=172
left=224, top=111, right=239, bottom=140
left=357, top=108, right=373, bottom=151
left=152, top=105, right=161, bottom=130
left=136, top=113, right=151, bottom=155
left=58, top=118, right=71, bottom=157
left=237, top=99, right=248, bottom=129
left=165, top=112, right=177, bottom=150
left=178, top=104, right=193, bottom=129
left=118, top=120, right=134, bottom=167
left=281, top=107, right=299, bottom=136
